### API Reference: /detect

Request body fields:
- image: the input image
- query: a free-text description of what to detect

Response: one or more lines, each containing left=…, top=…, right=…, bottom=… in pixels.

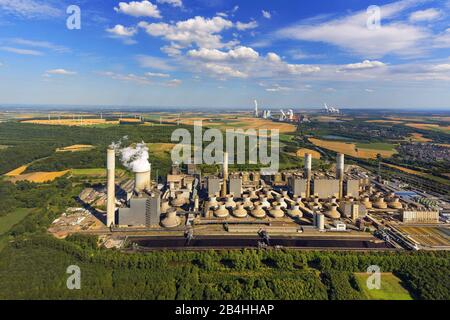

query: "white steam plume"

left=110, top=137, right=151, bottom=173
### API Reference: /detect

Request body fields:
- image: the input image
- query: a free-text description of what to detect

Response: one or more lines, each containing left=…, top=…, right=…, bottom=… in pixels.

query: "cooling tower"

left=106, top=148, right=116, bottom=227
left=134, top=169, right=151, bottom=193
left=304, top=153, right=312, bottom=198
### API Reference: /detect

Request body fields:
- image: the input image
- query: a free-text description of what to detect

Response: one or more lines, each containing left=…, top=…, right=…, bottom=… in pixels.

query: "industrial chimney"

left=221, top=151, right=229, bottom=197
left=106, top=147, right=116, bottom=227
left=304, top=153, right=312, bottom=198
left=336, top=153, right=345, bottom=199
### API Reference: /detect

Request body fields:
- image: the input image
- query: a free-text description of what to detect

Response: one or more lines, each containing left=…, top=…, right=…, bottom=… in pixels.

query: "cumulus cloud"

left=139, top=16, right=234, bottom=49
left=166, top=79, right=182, bottom=86
left=204, top=63, right=247, bottom=78
left=156, top=0, right=182, bottom=7
left=266, top=52, right=320, bottom=74
left=340, top=60, right=386, bottom=71
left=106, top=25, right=138, bottom=37
left=262, top=10, right=271, bottom=19
left=275, top=0, right=429, bottom=57
left=187, top=46, right=259, bottom=61
left=236, top=20, right=258, bottom=31
left=0, top=46, right=43, bottom=55
left=409, top=8, right=441, bottom=22
left=114, top=1, right=161, bottom=18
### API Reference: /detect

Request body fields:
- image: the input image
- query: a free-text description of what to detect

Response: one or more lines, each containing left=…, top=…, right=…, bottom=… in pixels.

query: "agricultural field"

left=407, top=133, right=433, bottom=142
left=309, top=138, right=396, bottom=159
left=5, top=165, right=28, bottom=177
left=161, top=114, right=297, bottom=133
left=296, top=148, right=321, bottom=159
left=354, top=273, right=413, bottom=300
left=0, top=145, right=8, bottom=150
left=8, top=170, right=69, bottom=183
left=0, top=208, right=33, bottom=236
left=56, top=145, right=95, bottom=152
left=21, top=119, right=118, bottom=127
left=405, top=123, right=450, bottom=134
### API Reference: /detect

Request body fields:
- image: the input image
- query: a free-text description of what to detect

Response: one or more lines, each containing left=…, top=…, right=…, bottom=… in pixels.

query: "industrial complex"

left=54, top=144, right=448, bottom=252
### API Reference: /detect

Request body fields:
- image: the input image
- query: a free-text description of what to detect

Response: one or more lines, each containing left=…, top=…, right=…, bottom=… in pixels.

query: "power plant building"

left=289, top=178, right=308, bottom=197
left=313, top=179, right=340, bottom=199
left=207, top=177, right=221, bottom=197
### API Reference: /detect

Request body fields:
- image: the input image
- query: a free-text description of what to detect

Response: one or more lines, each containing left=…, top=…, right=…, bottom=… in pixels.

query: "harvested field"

left=309, top=138, right=396, bottom=159
left=408, top=133, right=432, bottom=142
left=296, top=148, right=321, bottom=159
left=383, top=163, right=426, bottom=176
left=160, top=115, right=297, bottom=133
left=9, top=170, right=69, bottom=183
left=21, top=119, right=118, bottom=126
left=56, top=144, right=95, bottom=152
left=5, top=165, right=28, bottom=177
left=405, top=123, right=450, bottom=133
left=148, top=143, right=176, bottom=154
left=398, top=226, right=450, bottom=248
left=366, top=120, right=403, bottom=125
left=437, top=144, right=450, bottom=148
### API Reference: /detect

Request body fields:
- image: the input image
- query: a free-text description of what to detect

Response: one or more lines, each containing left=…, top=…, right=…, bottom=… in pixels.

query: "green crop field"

left=0, top=208, right=33, bottom=236
left=356, top=142, right=397, bottom=151
left=354, top=273, right=413, bottom=300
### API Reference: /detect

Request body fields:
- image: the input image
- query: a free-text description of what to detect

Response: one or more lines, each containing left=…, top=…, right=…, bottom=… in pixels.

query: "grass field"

left=309, top=138, right=396, bottom=159
left=0, top=208, right=32, bottom=236
left=354, top=273, right=413, bottom=300
left=0, top=145, right=8, bottom=150
left=356, top=142, right=397, bottom=151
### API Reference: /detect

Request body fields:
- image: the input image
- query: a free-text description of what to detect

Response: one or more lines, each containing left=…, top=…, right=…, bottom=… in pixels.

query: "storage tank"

left=316, top=213, right=325, bottom=231
left=373, top=197, right=388, bottom=209
left=388, top=197, right=403, bottom=209
left=288, top=205, right=303, bottom=218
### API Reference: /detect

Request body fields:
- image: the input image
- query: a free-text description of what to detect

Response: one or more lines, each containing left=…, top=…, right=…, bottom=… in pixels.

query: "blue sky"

left=0, top=0, right=449, bottom=109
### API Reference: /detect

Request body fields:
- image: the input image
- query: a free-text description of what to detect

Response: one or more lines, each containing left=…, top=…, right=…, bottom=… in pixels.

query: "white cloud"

left=145, top=72, right=170, bottom=78
left=204, top=63, right=247, bottom=78
left=430, top=64, right=450, bottom=72
left=265, top=52, right=320, bottom=75
left=0, top=0, right=61, bottom=19
left=276, top=0, right=429, bottom=57
left=266, top=52, right=282, bottom=63
left=166, top=79, right=182, bottom=87
left=365, top=88, right=375, bottom=93
left=139, top=16, right=233, bottom=49
left=340, top=60, right=386, bottom=71
left=99, top=71, right=152, bottom=85
left=236, top=20, right=258, bottom=31
left=262, top=10, right=271, bottom=19
left=433, top=29, right=450, bottom=48
left=0, top=46, right=43, bottom=56
left=156, top=0, right=182, bottom=7
left=44, top=69, right=77, bottom=76
left=9, top=38, right=69, bottom=53
left=409, top=8, right=441, bottom=22
left=161, top=44, right=183, bottom=57
left=136, top=55, right=175, bottom=71
left=106, top=25, right=138, bottom=37
left=114, top=1, right=161, bottom=18
left=187, top=46, right=259, bottom=61
left=266, top=85, right=292, bottom=92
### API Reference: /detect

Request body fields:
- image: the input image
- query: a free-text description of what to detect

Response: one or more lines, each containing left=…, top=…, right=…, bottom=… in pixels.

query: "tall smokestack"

left=304, top=153, right=312, bottom=198
left=221, top=151, right=229, bottom=197
left=106, top=148, right=116, bottom=227
left=336, top=153, right=345, bottom=199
